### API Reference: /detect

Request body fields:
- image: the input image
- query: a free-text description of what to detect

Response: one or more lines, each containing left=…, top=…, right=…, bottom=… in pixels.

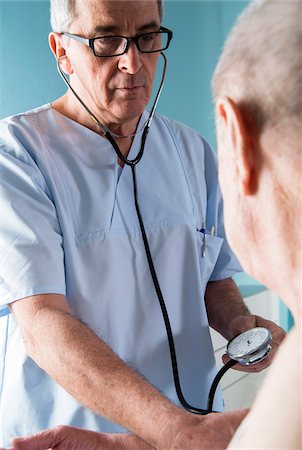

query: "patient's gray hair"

left=50, top=0, right=163, bottom=33
left=212, top=1, right=302, bottom=133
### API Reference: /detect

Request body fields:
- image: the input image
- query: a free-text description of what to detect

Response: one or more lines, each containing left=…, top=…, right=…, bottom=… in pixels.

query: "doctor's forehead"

left=73, top=0, right=161, bottom=34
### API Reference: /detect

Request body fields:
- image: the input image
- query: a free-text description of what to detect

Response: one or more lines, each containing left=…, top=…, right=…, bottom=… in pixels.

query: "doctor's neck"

left=51, top=93, right=142, bottom=157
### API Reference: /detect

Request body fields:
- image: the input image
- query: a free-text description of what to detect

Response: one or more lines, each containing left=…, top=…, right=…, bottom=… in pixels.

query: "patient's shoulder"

left=228, top=324, right=301, bottom=449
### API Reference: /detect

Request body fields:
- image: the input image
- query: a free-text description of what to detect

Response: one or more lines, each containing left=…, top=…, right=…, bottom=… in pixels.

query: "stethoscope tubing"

left=56, top=51, right=236, bottom=415
left=132, top=164, right=238, bottom=414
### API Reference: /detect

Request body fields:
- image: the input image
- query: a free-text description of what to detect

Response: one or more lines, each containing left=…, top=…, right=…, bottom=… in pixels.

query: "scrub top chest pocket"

left=196, top=229, right=224, bottom=287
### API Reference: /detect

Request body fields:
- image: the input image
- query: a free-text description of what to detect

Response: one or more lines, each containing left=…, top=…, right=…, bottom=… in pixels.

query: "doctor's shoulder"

left=152, top=111, right=216, bottom=165
left=0, top=104, right=54, bottom=162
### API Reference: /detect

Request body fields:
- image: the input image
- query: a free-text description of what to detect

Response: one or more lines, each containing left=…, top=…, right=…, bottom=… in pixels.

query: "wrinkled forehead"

left=72, top=0, right=161, bottom=35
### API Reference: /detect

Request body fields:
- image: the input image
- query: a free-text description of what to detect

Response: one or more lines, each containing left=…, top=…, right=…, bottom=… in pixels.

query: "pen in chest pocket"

left=199, top=224, right=215, bottom=257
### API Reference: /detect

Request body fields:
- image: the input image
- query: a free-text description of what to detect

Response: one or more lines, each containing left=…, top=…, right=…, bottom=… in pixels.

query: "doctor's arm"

left=204, top=277, right=286, bottom=371
left=9, top=293, right=246, bottom=450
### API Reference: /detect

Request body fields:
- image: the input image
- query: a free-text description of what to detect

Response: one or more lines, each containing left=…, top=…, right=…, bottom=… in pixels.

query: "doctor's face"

left=64, top=0, right=161, bottom=127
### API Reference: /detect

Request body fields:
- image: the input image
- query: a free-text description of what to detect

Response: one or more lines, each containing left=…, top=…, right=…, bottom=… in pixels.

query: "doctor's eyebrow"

left=93, top=21, right=160, bottom=35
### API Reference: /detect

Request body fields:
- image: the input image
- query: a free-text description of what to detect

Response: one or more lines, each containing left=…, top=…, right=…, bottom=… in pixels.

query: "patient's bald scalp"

left=212, top=1, right=302, bottom=137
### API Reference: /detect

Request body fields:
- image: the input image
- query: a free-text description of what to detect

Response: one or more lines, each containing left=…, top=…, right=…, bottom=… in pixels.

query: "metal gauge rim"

left=226, top=327, right=272, bottom=362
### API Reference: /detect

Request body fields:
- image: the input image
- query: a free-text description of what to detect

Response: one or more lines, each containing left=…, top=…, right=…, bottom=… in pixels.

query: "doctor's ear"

left=216, top=96, right=257, bottom=196
left=49, top=32, right=73, bottom=75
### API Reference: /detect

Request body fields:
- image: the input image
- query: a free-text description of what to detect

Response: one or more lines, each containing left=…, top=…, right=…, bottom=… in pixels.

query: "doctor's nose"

left=118, top=42, right=142, bottom=74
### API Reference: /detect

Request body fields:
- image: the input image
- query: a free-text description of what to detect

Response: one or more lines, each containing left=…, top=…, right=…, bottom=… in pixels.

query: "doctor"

left=0, top=0, right=284, bottom=449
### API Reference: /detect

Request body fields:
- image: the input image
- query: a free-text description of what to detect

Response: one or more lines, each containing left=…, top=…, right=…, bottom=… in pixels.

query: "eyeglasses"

left=62, top=26, right=173, bottom=57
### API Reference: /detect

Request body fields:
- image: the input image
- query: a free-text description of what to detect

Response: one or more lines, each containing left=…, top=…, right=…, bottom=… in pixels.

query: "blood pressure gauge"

left=226, top=327, right=272, bottom=365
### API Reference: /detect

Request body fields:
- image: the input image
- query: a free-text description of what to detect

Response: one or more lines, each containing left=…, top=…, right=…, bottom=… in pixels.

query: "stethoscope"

left=57, top=53, right=273, bottom=415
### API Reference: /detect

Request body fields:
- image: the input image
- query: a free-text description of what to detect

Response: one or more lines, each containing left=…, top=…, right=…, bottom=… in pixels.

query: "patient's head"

left=212, top=1, right=301, bottom=306
left=212, top=1, right=301, bottom=135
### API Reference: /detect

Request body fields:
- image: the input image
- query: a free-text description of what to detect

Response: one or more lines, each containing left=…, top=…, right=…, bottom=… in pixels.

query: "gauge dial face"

left=227, top=327, right=272, bottom=360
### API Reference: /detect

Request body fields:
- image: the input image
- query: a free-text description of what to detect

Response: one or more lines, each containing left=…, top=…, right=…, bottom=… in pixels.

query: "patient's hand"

left=1, top=426, right=154, bottom=450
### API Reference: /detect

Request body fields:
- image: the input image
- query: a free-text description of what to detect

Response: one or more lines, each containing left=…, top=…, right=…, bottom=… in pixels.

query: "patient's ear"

left=48, top=32, right=73, bottom=75
left=216, top=96, right=256, bottom=196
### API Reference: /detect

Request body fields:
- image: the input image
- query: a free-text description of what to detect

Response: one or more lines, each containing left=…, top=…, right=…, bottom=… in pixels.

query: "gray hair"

left=212, top=1, right=302, bottom=133
left=50, top=0, right=163, bottom=33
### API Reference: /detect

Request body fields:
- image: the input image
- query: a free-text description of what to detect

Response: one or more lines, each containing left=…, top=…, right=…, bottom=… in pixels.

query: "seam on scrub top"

left=1, top=284, right=67, bottom=304
left=209, top=269, right=242, bottom=282
left=2, top=112, right=56, bottom=177
left=3, top=103, right=50, bottom=121
left=1, top=137, right=62, bottom=219
left=38, top=122, right=81, bottom=237
left=6, top=112, right=68, bottom=238
left=0, top=145, right=42, bottom=175
left=108, top=163, right=122, bottom=231
left=0, top=314, right=9, bottom=439
left=0, top=119, right=62, bottom=214
left=160, top=116, right=196, bottom=219
left=76, top=217, right=197, bottom=242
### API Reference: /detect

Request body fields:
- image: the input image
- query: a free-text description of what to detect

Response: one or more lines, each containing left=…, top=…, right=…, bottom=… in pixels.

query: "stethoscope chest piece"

left=226, top=327, right=272, bottom=366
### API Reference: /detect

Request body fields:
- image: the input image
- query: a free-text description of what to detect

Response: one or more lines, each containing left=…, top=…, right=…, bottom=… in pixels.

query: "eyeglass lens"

left=93, top=31, right=168, bottom=56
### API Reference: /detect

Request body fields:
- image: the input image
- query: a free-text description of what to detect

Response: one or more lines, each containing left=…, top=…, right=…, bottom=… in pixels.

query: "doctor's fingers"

left=252, top=316, right=286, bottom=354
left=224, top=315, right=286, bottom=373
left=222, top=351, right=272, bottom=373
left=251, top=317, right=286, bottom=371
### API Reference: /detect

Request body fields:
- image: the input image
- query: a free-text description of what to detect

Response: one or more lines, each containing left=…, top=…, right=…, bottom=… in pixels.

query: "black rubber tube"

left=131, top=165, right=236, bottom=414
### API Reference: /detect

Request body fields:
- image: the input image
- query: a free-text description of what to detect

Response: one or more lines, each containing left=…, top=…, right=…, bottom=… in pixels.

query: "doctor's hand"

left=162, top=408, right=248, bottom=450
left=2, top=426, right=154, bottom=450
left=222, top=314, right=286, bottom=372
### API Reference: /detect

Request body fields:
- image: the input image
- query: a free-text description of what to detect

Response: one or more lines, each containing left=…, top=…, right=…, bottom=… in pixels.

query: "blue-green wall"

left=156, top=0, right=250, bottom=150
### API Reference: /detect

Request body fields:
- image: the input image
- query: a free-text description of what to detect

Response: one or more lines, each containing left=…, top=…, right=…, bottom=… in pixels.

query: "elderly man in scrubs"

left=0, top=0, right=285, bottom=449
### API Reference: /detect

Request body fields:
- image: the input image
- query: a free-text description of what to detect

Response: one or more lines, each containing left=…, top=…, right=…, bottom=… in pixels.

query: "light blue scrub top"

left=0, top=104, right=241, bottom=445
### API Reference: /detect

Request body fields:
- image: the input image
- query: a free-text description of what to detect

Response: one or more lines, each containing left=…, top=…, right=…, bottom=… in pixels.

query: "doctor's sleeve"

left=0, top=132, right=66, bottom=317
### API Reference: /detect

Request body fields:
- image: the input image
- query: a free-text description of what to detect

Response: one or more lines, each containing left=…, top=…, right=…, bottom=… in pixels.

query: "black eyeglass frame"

left=61, top=26, right=173, bottom=57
